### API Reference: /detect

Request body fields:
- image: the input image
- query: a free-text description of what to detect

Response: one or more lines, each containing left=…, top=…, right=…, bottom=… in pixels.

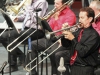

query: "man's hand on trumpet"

left=62, top=22, right=70, bottom=29
left=62, top=23, right=75, bottom=40
left=62, top=31, right=75, bottom=40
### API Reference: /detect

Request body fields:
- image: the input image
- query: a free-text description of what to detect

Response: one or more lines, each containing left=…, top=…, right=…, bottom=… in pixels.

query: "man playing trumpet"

left=25, top=0, right=76, bottom=75
left=89, top=1, right=100, bottom=35
left=55, top=7, right=100, bottom=75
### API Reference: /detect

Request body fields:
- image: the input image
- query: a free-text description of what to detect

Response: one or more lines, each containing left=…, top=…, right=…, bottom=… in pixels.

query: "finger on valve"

left=62, top=23, right=70, bottom=31
left=62, top=23, right=69, bottom=28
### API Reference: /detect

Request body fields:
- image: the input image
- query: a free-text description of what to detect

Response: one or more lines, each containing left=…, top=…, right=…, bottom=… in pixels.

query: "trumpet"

left=6, top=0, right=74, bottom=52
left=46, top=23, right=81, bottom=39
left=24, top=22, right=81, bottom=72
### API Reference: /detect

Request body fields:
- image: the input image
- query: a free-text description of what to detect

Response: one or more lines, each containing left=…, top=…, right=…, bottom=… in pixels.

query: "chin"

left=80, top=23, right=84, bottom=28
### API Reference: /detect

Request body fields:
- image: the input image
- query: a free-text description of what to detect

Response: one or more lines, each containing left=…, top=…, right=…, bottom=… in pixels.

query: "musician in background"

left=81, top=0, right=94, bottom=7
left=27, top=0, right=76, bottom=75
left=89, top=1, right=100, bottom=35
left=0, top=0, right=48, bottom=73
left=89, top=1, right=100, bottom=75
left=55, top=7, right=100, bottom=75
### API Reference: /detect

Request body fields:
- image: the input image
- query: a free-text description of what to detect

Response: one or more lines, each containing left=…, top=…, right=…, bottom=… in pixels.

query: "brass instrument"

left=46, top=23, right=81, bottom=39
left=7, top=29, right=37, bottom=52
left=94, top=13, right=100, bottom=22
left=0, top=9, right=10, bottom=36
left=6, top=0, right=28, bottom=15
left=24, top=23, right=81, bottom=72
left=24, top=0, right=75, bottom=72
left=41, top=0, right=74, bottom=20
left=6, top=0, right=74, bottom=52
left=25, top=39, right=61, bottom=72
left=0, top=8, right=37, bottom=53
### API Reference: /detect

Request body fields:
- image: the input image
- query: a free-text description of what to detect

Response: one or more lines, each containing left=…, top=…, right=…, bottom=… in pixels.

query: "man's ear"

left=89, top=17, right=93, bottom=23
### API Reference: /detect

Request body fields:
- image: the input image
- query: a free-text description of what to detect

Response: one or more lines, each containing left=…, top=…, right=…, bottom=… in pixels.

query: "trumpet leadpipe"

left=51, top=23, right=80, bottom=35
left=46, top=23, right=80, bottom=39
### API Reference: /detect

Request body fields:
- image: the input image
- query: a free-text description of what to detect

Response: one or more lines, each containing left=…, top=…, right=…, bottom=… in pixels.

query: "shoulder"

left=38, top=0, right=47, bottom=3
left=90, top=26, right=99, bottom=36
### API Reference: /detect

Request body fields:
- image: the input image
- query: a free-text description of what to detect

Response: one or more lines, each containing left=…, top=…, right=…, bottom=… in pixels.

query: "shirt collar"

left=83, top=25, right=92, bottom=31
left=60, top=6, right=69, bottom=14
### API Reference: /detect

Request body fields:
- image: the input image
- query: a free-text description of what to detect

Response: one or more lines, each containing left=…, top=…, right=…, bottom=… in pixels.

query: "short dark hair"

left=80, top=7, right=95, bottom=23
left=62, top=0, right=69, bottom=4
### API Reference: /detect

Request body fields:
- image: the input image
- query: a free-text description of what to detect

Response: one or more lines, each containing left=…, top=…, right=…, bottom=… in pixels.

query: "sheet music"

left=0, top=21, right=22, bottom=29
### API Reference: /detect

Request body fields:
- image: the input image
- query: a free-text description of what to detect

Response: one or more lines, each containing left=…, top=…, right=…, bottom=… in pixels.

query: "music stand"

left=41, top=20, right=53, bottom=32
left=0, top=9, right=19, bottom=75
left=0, top=0, right=6, bottom=11
left=0, top=9, right=20, bottom=34
left=41, top=20, right=54, bottom=75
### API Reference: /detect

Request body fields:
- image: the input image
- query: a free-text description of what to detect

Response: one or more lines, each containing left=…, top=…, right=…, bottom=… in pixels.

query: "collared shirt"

left=92, top=16, right=100, bottom=35
left=18, top=0, right=48, bottom=29
left=61, top=26, right=100, bottom=66
left=49, top=7, right=76, bottom=36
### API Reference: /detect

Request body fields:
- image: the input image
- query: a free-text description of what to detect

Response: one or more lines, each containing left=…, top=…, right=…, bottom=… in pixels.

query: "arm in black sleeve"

left=71, top=31, right=100, bottom=57
left=61, top=36, right=72, bottom=47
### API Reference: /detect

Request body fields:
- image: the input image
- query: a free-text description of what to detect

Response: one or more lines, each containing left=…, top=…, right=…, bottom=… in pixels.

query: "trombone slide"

left=7, top=29, right=37, bottom=52
left=25, top=39, right=61, bottom=72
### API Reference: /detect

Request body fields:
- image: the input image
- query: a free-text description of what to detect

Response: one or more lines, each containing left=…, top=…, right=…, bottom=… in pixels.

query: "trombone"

left=0, top=9, right=10, bottom=36
left=24, top=23, right=81, bottom=72
left=6, top=0, right=74, bottom=52
left=41, top=0, right=74, bottom=20
left=94, top=12, right=100, bottom=22
left=7, top=29, right=37, bottom=52
left=25, top=39, right=61, bottom=72
left=6, top=0, right=28, bottom=15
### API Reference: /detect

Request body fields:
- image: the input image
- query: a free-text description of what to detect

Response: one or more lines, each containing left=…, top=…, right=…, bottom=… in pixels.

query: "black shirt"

left=61, top=26, right=100, bottom=66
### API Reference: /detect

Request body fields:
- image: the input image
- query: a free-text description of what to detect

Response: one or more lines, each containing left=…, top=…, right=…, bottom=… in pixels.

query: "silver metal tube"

left=7, top=29, right=37, bottom=52
left=45, top=23, right=80, bottom=39
left=25, top=39, right=61, bottom=72
left=0, top=21, right=8, bottom=36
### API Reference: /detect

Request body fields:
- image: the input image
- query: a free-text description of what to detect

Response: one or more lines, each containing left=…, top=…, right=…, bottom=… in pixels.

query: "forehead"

left=54, top=0, right=62, bottom=3
left=79, top=11, right=87, bottom=17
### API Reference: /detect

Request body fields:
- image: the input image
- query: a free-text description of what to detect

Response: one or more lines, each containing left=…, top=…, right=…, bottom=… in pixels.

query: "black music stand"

left=0, top=9, right=19, bottom=75
left=41, top=20, right=53, bottom=32
left=0, top=9, right=20, bottom=34
left=41, top=20, right=53, bottom=75
left=0, top=0, right=6, bottom=11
